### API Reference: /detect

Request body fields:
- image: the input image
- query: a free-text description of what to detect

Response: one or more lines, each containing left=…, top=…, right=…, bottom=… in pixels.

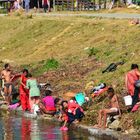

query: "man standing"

left=1, top=63, right=15, bottom=105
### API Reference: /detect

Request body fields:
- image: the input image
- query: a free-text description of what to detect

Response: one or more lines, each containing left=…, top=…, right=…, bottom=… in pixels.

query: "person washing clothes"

left=39, top=87, right=56, bottom=115
left=26, top=73, right=40, bottom=114
left=19, top=69, right=30, bottom=112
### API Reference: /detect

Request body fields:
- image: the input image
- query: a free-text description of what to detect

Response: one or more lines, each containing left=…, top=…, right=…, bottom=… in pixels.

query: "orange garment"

left=126, top=69, right=139, bottom=96
left=68, top=100, right=83, bottom=115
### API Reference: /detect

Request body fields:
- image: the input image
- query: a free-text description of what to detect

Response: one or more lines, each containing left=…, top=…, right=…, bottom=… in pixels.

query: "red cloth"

left=126, top=69, right=139, bottom=96
left=19, top=74, right=30, bottom=111
left=43, top=0, right=48, bottom=5
left=46, top=106, right=56, bottom=111
left=19, top=74, right=29, bottom=93
left=20, top=94, right=30, bottom=111
left=21, top=118, right=31, bottom=140
left=68, top=100, right=83, bottom=115
left=94, top=87, right=108, bottom=96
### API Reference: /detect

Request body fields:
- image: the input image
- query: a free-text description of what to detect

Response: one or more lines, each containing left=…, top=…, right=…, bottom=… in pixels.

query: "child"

left=60, top=99, right=84, bottom=129
left=94, top=87, right=120, bottom=129
left=54, top=97, right=63, bottom=120
left=39, top=87, right=56, bottom=115
left=26, top=73, right=40, bottom=114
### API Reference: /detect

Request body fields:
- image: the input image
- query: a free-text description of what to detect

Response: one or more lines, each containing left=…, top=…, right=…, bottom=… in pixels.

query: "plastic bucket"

left=123, top=95, right=132, bottom=106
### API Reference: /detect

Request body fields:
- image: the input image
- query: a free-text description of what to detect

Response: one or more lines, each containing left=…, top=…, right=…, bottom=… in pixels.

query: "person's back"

left=42, top=96, right=55, bottom=111
left=28, top=79, right=38, bottom=88
left=126, top=68, right=139, bottom=96
left=27, top=78, right=40, bottom=97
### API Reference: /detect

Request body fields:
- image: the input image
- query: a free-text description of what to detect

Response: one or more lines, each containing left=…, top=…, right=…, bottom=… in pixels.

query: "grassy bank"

left=0, top=14, right=140, bottom=132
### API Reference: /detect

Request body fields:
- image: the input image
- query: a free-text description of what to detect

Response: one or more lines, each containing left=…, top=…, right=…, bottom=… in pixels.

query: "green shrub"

left=88, top=47, right=99, bottom=57
left=104, top=51, right=112, bottom=56
left=33, top=58, right=59, bottom=75
left=44, top=58, right=59, bottom=70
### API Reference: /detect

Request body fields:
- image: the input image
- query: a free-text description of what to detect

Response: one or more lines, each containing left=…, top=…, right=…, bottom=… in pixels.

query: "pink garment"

left=131, top=104, right=139, bottom=112
left=42, top=96, right=55, bottom=110
left=94, top=87, right=108, bottom=96
left=126, top=69, right=139, bottom=96
left=8, top=103, right=20, bottom=110
left=60, top=126, right=68, bottom=131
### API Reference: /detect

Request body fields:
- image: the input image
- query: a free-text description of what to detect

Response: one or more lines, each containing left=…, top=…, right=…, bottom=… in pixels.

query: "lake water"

left=0, top=115, right=103, bottom=140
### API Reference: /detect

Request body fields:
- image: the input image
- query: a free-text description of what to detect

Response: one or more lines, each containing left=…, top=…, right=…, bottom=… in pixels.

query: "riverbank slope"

left=0, top=14, right=140, bottom=134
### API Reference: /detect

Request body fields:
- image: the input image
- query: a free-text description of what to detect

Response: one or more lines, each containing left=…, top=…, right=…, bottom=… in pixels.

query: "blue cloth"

left=75, top=92, right=85, bottom=106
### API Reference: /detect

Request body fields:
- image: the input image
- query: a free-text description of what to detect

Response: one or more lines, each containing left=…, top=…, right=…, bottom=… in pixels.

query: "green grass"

left=0, top=14, right=140, bottom=131
left=0, top=15, right=140, bottom=81
left=33, top=58, right=59, bottom=75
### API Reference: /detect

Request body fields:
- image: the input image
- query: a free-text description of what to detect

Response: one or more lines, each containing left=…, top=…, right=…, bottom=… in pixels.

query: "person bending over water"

left=26, top=73, right=40, bottom=114
left=94, top=87, right=120, bottom=129
left=39, top=87, right=56, bottom=115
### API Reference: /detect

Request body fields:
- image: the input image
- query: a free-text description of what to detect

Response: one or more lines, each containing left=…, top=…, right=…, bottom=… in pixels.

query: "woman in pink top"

left=39, top=87, right=56, bottom=115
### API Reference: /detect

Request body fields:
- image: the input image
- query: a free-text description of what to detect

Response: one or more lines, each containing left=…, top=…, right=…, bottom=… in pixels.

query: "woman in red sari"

left=19, top=69, right=30, bottom=111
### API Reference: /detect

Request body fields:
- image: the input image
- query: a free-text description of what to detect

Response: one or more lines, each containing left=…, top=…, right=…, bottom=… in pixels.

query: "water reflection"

left=0, top=116, right=101, bottom=140
left=3, top=117, right=14, bottom=140
left=21, top=118, right=31, bottom=140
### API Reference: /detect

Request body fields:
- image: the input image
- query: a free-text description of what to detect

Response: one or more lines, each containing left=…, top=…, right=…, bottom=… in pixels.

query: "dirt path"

left=0, top=13, right=140, bottom=19
left=35, top=13, right=140, bottom=19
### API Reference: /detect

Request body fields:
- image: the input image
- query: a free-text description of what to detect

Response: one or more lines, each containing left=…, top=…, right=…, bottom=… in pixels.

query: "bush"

left=88, top=47, right=99, bottom=57
left=44, top=58, right=59, bottom=70
left=33, top=58, right=59, bottom=75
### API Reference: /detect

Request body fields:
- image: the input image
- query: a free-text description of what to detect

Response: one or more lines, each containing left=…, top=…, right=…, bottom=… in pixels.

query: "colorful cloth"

left=75, top=92, right=85, bottom=106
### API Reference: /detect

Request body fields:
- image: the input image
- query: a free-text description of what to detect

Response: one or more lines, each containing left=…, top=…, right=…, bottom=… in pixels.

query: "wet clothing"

left=4, top=83, right=14, bottom=96
left=4, top=83, right=13, bottom=89
left=110, top=107, right=118, bottom=112
left=19, top=74, right=30, bottom=111
left=20, top=94, right=30, bottom=111
left=42, top=96, right=56, bottom=111
left=26, top=79, right=40, bottom=97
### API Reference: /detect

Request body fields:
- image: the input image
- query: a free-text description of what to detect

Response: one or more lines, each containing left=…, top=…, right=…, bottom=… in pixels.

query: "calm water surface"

left=0, top=116, right=102, bottom=140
